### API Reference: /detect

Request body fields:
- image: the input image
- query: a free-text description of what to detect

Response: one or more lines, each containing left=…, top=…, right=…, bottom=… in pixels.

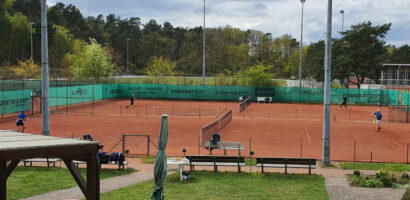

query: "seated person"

left=209, top=132, right=221, bottom=145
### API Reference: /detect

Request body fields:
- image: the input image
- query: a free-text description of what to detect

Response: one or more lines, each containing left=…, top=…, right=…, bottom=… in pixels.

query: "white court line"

left=380, top=131, right=404, bottom=148
left=305, top=127, right=312, bottom=143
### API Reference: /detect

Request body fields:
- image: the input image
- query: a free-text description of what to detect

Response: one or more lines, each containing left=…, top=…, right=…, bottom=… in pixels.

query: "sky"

left=47, top=0, right=410, bottom=46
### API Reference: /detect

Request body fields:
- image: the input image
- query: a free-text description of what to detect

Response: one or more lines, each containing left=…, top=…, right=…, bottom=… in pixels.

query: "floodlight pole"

left=41, top=0, right=50, bottom=136
left=322, top=0, right=333, bottom=166
left=299, top=0, right=306, bottom=88
left=127, top=38, right=130, bottom=72
left=340, top=10, right=344, bottom=35
left=30, top=22, right=34, bottom=60
left=202, top=0, right=206, bottom=86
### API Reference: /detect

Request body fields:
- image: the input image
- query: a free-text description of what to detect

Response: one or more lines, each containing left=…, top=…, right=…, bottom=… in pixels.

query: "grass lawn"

left=7, top=167, right=135, bottom=200
left=340, top=162, right=410, bottom=171
left=100, top=171, right=329, bottom=200
left=140, top=156, right=156, bottom=164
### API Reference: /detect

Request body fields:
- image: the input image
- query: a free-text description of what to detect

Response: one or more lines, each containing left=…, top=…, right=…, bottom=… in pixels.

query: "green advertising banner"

left=0, top=90, right=31, bottom=114
left=49, top=84, right=103, bottom=107
left=118, top=84, right=253, bottom=100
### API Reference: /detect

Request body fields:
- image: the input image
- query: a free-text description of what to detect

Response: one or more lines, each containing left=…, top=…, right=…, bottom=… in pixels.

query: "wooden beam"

left=63, top=159, right=87, bottom=197
left=3, top=160, right=19, bottom=180
left=86, top=154, right=100, bottom=200
left=0, top=144, right=95, bottom=161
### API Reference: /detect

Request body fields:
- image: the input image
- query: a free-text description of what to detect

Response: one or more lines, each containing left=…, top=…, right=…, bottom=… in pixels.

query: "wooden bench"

left=256, top=157, right=316, bottom=175
left=185, top=155, right=245, bottom=172
left=257, top=97, right=272, bottom=103
left=74, top=154, right=128, bottom=170
left=23, top=158, right=60, bottom=167
left=204, top=141, right=244, bottom=155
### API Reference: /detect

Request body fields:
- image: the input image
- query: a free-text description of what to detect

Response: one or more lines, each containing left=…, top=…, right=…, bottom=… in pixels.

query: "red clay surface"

left=0, top=99, right=409, bottom=163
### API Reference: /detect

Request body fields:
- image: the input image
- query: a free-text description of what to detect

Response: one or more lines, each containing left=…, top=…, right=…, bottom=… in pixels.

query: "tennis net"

left=200, top=109, right=232, bottom=146
left=238, top=96, right=251, bottom=113
left=152, top=106, right=220, bottom=117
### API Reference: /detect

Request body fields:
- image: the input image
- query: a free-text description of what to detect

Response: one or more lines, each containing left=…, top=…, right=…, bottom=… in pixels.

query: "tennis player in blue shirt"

left=371, top=109, right=382, bottom=132
left=16, top=110, right=29, bottom=133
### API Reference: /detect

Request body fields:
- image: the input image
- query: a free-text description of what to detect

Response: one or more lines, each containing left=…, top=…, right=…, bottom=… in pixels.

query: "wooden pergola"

left=0, top=130, right=100, bottom=200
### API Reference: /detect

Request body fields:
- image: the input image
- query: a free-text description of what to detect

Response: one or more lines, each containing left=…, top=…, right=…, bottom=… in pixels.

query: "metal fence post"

left=147, top=136, right=150, bottom=156
left=198, top=136, right=200, bottom=155
left=249, top=138, right=252, bottom=155
left=354, top=141, right=356, bottom=162
left=122, top=135, right=125, bottom=155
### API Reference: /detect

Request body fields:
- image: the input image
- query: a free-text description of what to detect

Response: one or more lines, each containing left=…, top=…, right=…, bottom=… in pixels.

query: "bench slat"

left=189, top=162, right=245, bottom=166
left=24, top=158, right=59, bottom=162
left=256, top=164, right=316, bottom=169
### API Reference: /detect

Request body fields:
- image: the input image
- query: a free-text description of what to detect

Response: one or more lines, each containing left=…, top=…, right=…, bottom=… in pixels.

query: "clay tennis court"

left=0, top=99, right=408, bottom=163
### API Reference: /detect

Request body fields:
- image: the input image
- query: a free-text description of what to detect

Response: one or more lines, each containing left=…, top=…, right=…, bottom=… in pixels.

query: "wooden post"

left=370, top=152, right=373, bottom=163
left=86, top=154, right=100, bottom=200
left=300, top=139, right=303, bottom=158
left=0, top=161, right=6, bottom=200
left=354, top=141, right=356, bottom=162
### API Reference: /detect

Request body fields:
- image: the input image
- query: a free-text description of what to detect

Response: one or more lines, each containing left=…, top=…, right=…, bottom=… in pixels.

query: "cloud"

left=47, top=0, right=409, bottom=45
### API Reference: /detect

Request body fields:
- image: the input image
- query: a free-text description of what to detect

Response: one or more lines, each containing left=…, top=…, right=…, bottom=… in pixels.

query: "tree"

left=11, top=59, right=41, bottom=78
left=226, top=44, right=250, bottom=73
left=304, top=40, right=325, bottom=81
left=235, top=62, right=275, bottom=86
left=284, top=46, right=308, bottom=78
left=334, top=21, right=391, bottom=88
left=145, top=56, right=176, bottom=83
left=68, top=39, right=116, bottom=80
left=140, top=32, right=177, bottom=67
left=388, top=45, right=410, bottom=64
left=49, top=25, right=74, bottom=74
left=271, top=34, right=298, bottom=76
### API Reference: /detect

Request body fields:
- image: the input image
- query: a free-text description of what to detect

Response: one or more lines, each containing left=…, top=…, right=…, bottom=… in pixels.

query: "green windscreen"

left=0, top=90, right=31, bottom=115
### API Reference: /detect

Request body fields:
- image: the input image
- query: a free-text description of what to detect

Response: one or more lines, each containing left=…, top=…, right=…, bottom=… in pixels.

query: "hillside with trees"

left=0, top=0, right=409, bottom=86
